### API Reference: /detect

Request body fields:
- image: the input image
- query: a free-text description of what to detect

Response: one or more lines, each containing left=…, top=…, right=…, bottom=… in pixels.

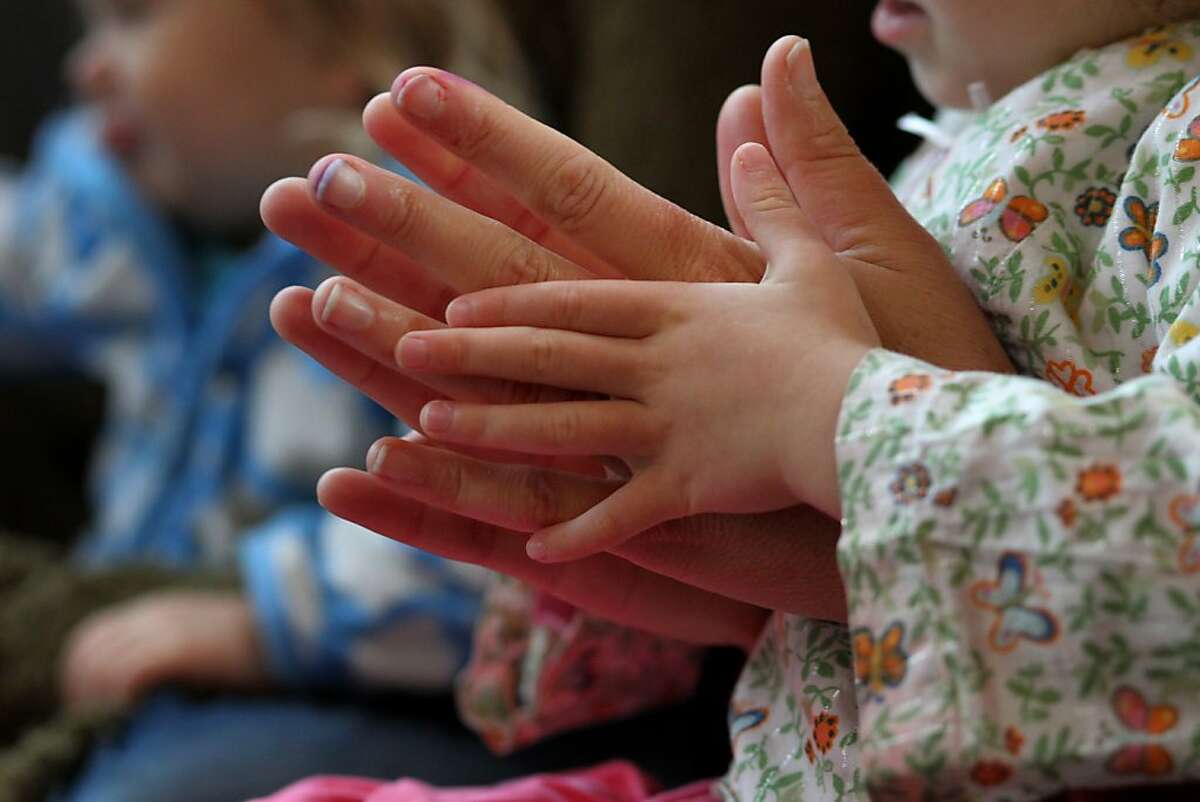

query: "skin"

left=395, top=132, right=881, bottom=563
left=881, top=0, right=1188, bottom=108
left=260, top=37, right=1014, bottom=642
left=69, top=0, right=362, bottom=232
left=60, top=593, right=267, bottom=709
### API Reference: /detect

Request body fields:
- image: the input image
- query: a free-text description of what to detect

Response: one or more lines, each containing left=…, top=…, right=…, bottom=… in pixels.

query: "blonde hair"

left=270, top=0, right=540, bottom=156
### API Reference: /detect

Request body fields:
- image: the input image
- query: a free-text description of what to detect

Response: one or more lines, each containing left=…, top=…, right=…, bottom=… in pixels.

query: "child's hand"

left=395, top=142, right=880, bottom=562
left=59, top=591, right=267, bottom=711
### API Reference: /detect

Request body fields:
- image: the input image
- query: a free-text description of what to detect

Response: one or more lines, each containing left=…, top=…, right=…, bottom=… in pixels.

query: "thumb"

left=716, top=84, right=768, bottom=239
left=730, top=142, right=829, bottom=285
left=761, top=36, right=922, bottom=256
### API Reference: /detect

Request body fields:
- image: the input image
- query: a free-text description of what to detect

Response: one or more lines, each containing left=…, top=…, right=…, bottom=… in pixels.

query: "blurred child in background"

left=0, top=1, right=536, bottom=800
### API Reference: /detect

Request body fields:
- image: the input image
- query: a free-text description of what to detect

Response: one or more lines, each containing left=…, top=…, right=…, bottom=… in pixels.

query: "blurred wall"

left=507, top=0, right=931, bottom=223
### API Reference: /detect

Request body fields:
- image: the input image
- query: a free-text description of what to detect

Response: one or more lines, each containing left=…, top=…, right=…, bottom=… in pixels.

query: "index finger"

left=376, top=69, right=764, bottom=284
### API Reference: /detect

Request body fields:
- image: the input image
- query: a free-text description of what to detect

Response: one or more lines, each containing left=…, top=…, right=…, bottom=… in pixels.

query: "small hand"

left=60, top=592, right=268, bottom=711
left=395, top=140, right=879, bottom=561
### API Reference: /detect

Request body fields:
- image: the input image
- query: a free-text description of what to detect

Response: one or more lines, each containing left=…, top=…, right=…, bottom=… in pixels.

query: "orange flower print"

left=1127, top=27, right=1194, bottom=69
left=1038, top=110, right=1086, bottom=131
left=1074, top=186, right=1117, bottom=227
left=1077, top=464, right=1122, bottom=502
left=1046, top=359, right=1097, bottom=397
left=1174, top=116, right=1200, bottom=161
left=1142, top=347, right=1159, bottom=374
left=1005, top=727, right=1025, bottom=756
left=805, top=738, right=816, bottom=764
left=1169, top=495, right=1200, bottom=574
left=933, top=487, right=958, bottom=508
left=891, top=463, right=932, bottom=504
left=970, top=760, right=1014, bottom=787
left=1056, top=499, right=1079, bottom=528
left=1107, top=686, right=1179, bottom=777
left=1118, top=196, right=1168, bottom=287
left=812, top=712, right=839, bottom=754
left=888, top=373, right=932, bottom=405
left=959, top=178, right=1048, bottom=243
left=1010, top=125, right=1029, bottom=143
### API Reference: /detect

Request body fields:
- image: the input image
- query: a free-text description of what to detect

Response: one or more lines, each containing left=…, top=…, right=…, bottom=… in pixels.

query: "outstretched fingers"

left=526, top=472, right=681, bottom=563
left=317, top=468, right=767, bottom=648
left=371, top=69, right=763, bottom=283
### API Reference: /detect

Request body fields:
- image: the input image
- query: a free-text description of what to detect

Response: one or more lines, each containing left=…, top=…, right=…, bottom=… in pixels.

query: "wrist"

left=782, top=341, right=874, bottom=519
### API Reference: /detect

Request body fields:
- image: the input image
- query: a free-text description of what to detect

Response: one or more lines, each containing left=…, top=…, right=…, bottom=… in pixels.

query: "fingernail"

left=444, top=297, right=475, bottom=326
left=369, top=444, right=423, bottom=484
left=526, top=540, right=548, bottom=562
left=786, top=37, right=812, bottom=90
left=321, top=283, right=375, bottom=331
left=395, top=74, right=446, bottom=120
left=367, top=441, right=388, bottom=474
left=398, top=334, right=431, bottom=369
left=421, top=401, right=454, bottom=434
left=736, top=142, right=774, bottom=174
left=314, top=158, right=366, bottom=209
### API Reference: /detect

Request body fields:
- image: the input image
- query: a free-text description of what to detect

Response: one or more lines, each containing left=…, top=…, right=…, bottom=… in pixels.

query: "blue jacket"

left=0, top=113, right=485, bottom=689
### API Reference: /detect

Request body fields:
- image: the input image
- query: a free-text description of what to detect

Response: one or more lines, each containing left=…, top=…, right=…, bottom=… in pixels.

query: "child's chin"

left=908, top=60, right=974, bottom=110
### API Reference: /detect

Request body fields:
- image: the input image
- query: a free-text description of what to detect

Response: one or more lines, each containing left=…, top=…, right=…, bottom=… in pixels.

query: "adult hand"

left=60, top=591, right=268, bottom=711
left=391, top=137, right=880, bottom=561
left=260, top=37, right=1012, bottom=628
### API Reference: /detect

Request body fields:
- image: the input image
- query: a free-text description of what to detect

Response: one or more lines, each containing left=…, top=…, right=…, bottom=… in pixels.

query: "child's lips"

left=99, top=113, right=141, bottom=158
left=872, top=0, right=929, bottom=47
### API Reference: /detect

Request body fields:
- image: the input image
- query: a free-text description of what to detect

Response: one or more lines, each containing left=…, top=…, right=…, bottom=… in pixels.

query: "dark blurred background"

left=0, top=0, right=928, bottom=545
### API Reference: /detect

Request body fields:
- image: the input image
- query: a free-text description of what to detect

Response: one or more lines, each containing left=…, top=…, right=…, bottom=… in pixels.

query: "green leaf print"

left=1006, top=663, right=1063, bottom=723
left=1031, top=727, right=1084, bottom=782
left=1077, top=633, right=1136, bottom=697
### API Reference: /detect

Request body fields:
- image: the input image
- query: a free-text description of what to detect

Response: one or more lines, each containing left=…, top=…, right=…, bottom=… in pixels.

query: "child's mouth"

left=871, top=0, right=929, bottom=47
left=98, top=110, right=141, bottom=159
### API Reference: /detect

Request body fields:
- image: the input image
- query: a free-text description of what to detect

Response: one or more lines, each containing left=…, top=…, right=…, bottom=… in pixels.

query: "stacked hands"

left=257, top=36, right=1012, bottom=650
left=58, top=36, right=1016, bottom=710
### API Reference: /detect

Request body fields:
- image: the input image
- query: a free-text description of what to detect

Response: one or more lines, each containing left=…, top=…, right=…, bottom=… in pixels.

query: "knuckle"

left=555, top=284, right=586, bottom=330
left=527, top=330, right=559, bottom=381
left=374, top=183, right=423, bottom=242
left=519, top=469, right=562, bottom=528
left=432, top=457, right=468, bottom=511
left=544, top=407, right=581, bottom=448
left=806, top=116, right=861, bottom=164
left=746, top=186, right=798, bottom=216
left=494, top=237, right=557, bottom=287
left=538, top=154, right=608, bottom=234
left=450, top=105, right=503, bottom=162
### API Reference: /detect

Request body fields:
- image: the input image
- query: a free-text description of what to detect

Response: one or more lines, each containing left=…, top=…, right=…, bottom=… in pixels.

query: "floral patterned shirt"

left=723, top=22, right=1200, bottom=802
left=458, top=22, right=1200, bottom=802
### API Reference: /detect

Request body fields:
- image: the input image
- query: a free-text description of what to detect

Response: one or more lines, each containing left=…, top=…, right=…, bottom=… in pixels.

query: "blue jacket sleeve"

left=240, top=506, right=488, bottom=691
left=0, top=115, right=179, bottom=373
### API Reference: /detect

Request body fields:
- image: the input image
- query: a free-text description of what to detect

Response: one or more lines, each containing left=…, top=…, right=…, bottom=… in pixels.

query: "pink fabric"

left=456, top=579, right=704, bottom=755
left=255, top=762, right=718, bottom=802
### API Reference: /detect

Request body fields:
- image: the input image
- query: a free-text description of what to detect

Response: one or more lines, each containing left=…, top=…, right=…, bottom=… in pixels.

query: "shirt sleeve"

left=837, top=340, right=1200, bottom=796
left=0, top=117, right=160, bottom=372
left=834, top=68, right=1200, bottom=797
left=455, top=577, right=706, bottom=754
left=239, top=507, right=489, bottom=691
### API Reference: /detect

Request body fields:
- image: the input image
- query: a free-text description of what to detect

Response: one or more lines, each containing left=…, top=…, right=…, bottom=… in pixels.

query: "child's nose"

left=65, top=36, right=118, bottom=100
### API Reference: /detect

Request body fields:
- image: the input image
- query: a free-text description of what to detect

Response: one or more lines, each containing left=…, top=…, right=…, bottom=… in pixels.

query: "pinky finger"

left=527, top=472, right=679, bottom=563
